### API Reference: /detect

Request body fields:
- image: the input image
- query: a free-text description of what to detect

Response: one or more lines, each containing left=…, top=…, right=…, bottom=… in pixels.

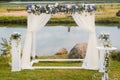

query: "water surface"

left=0, top=26, right=120, bottom=55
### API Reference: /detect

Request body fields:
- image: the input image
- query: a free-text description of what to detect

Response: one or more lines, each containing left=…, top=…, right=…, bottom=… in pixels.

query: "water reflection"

left=117, top=26, right=120, bottom=29
left=67, top=26, right=71, bottom=32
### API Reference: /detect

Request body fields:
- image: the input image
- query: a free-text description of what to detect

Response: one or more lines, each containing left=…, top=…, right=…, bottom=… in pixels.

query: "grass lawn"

left=95, top=5, right=120, bottom=26
left=0, top=56, right=120, bottom=80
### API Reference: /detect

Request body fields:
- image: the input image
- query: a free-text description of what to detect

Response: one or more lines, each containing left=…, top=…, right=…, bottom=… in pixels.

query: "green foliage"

left=0, top=16, right=27, bottom=25
left=0, top=38, right=11, bottom=56
left=95, top=17, right=120, bottom=24
left=33, top=61, right=82, bottom=66
left=48, top=17, right=75, bottom=24
left=110, top=51, right=120, bottom=61
left=0, top=16, right=120, bottom=26
left=0, top=16, right=76, bottom=25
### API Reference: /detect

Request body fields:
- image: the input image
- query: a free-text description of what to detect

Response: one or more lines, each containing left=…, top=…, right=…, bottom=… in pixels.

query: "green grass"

left=0, top=3, right=26, bottom=12
left=95, top=5, right=120, bottom=26
left=0, top=16, right=120, bottom=26
left=33, top=62, right=82, bottom=66
left=109, top=60, right=120, bottom=80
left=0, top=56, right=120, bottom=80
left=95, top=17, right=120, bottom=25
left=0, top=16, right=27, bottom=24
left=0, top=16, right=75, bottom=25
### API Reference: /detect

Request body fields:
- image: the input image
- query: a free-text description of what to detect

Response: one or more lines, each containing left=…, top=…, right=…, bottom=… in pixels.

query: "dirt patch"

left=0, top=11, right=27, bottom=16
left=0, top=11, right=68, bottom=18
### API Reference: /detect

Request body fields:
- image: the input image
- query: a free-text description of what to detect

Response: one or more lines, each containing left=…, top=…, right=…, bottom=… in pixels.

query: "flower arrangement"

left=98, top=32, right=112, bottom=48
left=10, top=32, right=21, bottom=47
left=10, top=32, right=21, bottom=40
left=26, top=3, right=96, bottom=15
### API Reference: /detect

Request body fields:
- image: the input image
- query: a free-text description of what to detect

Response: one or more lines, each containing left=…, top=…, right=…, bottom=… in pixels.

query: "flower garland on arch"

left=26, top=3, right=96, bottom=15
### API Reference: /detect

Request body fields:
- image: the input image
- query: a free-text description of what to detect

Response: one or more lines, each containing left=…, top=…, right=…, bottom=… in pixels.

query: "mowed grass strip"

left=0, top=56, right=120, bottom=80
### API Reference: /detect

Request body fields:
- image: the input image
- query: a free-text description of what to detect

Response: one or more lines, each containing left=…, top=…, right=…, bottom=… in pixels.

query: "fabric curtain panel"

left=21, top=13, right=51, bottom=69
left=22, top=12, right=98, bottom=70
left=72, top=12, right=99, bottom=70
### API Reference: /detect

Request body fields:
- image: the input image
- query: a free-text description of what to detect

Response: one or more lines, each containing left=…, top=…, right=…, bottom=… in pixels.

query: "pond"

left=0, top=25, right=120, bottom=56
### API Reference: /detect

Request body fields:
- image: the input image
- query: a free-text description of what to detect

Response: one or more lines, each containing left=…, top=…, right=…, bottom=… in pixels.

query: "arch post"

left=11, top=32, right=21, bottom=72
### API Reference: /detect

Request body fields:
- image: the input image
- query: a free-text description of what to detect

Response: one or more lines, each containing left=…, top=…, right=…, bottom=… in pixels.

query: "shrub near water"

left=110, top=51, right=120, bottom=61
left=0, top=38, right=11, bottom=56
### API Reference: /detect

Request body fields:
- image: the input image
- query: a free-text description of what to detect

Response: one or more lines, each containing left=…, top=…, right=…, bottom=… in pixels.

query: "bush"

left=110, top=50, right=120, bottom=61
left=0, top=38, right=11, bottom=56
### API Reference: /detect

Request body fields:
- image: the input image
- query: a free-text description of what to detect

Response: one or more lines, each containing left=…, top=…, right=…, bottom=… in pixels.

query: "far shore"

left=0, top=4, right=120, bottom=26
left=0, top=5, right=120, bottom=27
left=0, top=15, right=120, bottom=26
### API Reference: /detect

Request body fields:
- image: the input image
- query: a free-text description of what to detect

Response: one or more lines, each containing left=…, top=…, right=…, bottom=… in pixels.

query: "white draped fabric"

left=11, top=40, right=21, bottom=71
left=72, top=13, right=99, bottom=70
left=21, top=13, right=51, bottom=69
left=22, top=12, right=98, bottom=70
left=98, top=49, right=106, bottom=72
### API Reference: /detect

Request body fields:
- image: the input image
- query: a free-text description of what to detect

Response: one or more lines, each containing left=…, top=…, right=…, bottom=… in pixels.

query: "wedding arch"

left=21, top=3, right=99, bottom=70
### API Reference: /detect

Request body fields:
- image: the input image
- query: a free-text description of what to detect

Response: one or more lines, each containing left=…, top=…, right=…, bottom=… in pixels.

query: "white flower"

left=98, top=32, right=112, bottom=47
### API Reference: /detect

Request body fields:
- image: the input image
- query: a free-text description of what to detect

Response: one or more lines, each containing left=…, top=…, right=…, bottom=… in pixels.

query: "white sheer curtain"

left=21, top=13, right=51, bottom=69
left=72, top=12, right=99, bottom=70
left=11, top=40, right=21, bottom=71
